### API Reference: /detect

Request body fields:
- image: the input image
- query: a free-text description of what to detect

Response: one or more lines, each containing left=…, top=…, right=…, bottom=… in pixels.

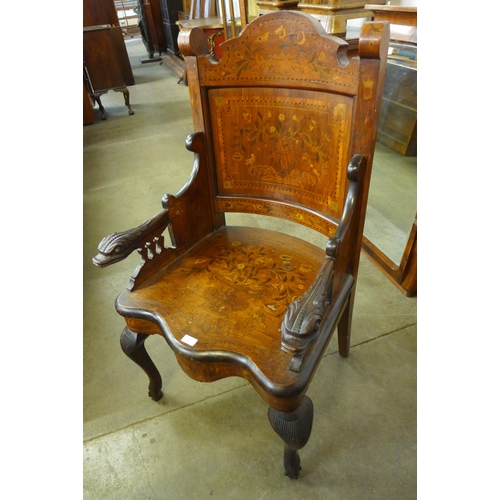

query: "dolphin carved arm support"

left=92, top=133, right=206, bottom=271
left=92, top=208, right=173, bottom=268
left=280, top=155, right=365, bottom=370
left=281, top=257, right=334, bottom=358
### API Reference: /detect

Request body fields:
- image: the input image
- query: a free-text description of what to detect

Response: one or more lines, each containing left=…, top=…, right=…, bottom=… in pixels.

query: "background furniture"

left=255, top=0, right=385, bottom=36
left=83, top=0, right=135, bottom=122
left=183, top=0, right=249, bottom=48
left=84, top=26, right=135, bottom=119
left=160, top=0, right=188, bottom=75
left=376, top=43, right=416, bottom=155
left=158, top=0, right=184, bottom=55
left=366, top=3, right=417, bottom=156
left=363, top=215, right=417, bottom=296
left=114, top=0, right=141, bottom=37
left=173, top=0, right=249, bottom=80
left=296, top=0, right=385, bottom=36
left=83, top=0, right=134, bottom=86
left=179, top=16, right=225, bottom=58
left=84, top=0, right=121, bottom=27
left=362, top=3, right=417, bottom=296
left=93, top=11, right=389, bottom=478
left=218, top=0, right=248, bottom=39
left=135, top=0, right=169, bottom=59
left=256, top=0, right=299, bottom=14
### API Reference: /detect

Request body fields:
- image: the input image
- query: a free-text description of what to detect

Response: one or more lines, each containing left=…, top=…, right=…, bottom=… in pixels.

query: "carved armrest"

left=281, top=257, right=335, bottom=356
left=280, top=155, right=365, bottom=370
left=92, top=208, right=172, bottom=268
left=93, top=132, right=206, bottom=273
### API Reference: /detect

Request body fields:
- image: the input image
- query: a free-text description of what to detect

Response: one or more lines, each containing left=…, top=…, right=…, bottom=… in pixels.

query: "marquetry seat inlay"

left=118, top=226, right=324, bottom=384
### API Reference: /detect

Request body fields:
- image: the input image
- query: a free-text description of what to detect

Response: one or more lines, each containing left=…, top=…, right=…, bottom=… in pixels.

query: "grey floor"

left=83, top=38, right=417, bottom=499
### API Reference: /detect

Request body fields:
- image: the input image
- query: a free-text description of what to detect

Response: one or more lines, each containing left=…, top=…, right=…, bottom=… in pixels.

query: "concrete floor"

left=83, top=38, right=417, bottom=499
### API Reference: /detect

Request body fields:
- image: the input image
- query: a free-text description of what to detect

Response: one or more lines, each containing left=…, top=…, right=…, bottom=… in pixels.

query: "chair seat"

left=117, top=226, right=325, bottom=389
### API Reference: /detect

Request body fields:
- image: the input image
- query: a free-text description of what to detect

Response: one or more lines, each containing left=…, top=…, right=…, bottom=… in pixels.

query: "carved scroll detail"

left=280, top=257, right=334, bottom=356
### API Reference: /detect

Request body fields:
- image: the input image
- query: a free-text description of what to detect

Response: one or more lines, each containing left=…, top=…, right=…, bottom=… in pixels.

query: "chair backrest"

left=177, top=12, right=388, bottom=281
left=113, top=13, right=388, bottom=290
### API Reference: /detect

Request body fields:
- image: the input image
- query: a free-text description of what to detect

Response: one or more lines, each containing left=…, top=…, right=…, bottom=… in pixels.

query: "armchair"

left=93, top=11, right=389, bottom=478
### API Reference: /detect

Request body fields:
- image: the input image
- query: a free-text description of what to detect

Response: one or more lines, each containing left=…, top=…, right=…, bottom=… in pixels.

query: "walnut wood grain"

left=94, top=11, right=389, bottom=478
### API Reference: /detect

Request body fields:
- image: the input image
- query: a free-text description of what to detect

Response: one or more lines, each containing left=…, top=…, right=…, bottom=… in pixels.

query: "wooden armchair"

left=93, top=11, right=388, bottom=478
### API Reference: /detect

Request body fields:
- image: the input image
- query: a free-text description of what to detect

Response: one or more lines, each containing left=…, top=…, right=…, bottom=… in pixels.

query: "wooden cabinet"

left=84, top=26, right=135, bottom=119
left=377, top=43, right=417, bottom=156
left=83, top=0, right=134, bottom=86
left=136, top=0, right=170, bottom=57
left=159, top=0, right=184, bottom=55
left=83, top=0, right=119, bottom=26
left=83, top=0, right=135, bottom=121
left=366, top=3, right=417, bottom=157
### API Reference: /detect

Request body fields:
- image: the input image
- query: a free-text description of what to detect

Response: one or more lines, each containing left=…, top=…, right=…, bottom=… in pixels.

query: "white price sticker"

left=181, top=334, right=198, bottom=346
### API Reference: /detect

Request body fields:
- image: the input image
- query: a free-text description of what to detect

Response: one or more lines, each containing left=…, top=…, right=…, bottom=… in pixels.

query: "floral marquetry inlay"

left=199, top=15, right=359, bottom=93
left=135, top=227, right=325, bottom=378
left=210, top=88, right=353, bottom=218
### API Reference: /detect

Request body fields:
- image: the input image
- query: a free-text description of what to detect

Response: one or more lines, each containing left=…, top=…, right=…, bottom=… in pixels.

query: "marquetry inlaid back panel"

left=209, top=88, right=353, bottom=224
left=189, top=12, right=363, bottom=235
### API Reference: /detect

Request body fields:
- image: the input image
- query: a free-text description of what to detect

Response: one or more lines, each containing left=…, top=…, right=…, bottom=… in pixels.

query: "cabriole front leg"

left=120, top=327, right=163, bottom=401
left=268, top=396, right=314, bottom=479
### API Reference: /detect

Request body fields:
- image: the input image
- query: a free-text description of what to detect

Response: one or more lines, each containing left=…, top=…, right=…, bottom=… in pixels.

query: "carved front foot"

left=268, top=396, right=314, bottom=479
left=283, top=447, right=301, bottom=479
left=120, top=327, right=163, bottom=401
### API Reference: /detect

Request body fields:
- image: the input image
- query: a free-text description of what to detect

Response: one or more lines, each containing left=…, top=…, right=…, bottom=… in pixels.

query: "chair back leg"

left=338, top=291, right=355, bottom=357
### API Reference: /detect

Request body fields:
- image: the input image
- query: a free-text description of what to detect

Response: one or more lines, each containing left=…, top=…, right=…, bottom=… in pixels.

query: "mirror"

left=360, top=2, right=417, bottom=296
left=365, top=144, right=417, bottom=266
